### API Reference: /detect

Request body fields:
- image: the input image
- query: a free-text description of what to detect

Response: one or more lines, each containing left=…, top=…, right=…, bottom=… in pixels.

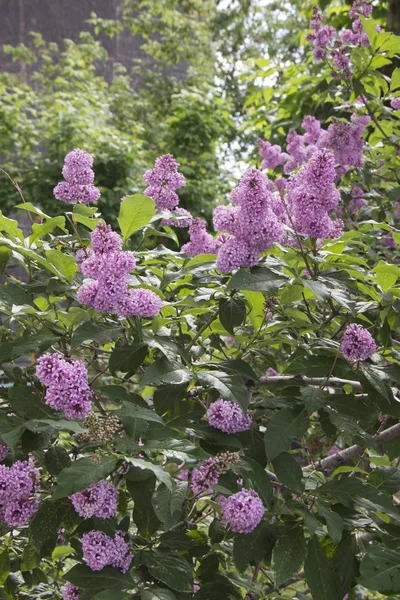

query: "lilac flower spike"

left=54, top=149, right=100, bottom=204
left=70, top=480, right=119, bottom=519
left=219, top=489, right=264, bottom=533
left=143, top=154, right=186, bottom=210
left=82, top=530, right=132, bottom=573
left=0, top=459, right=40, bottom=527
left=63, top=583, right=80, bottom=600
left=207, top=398, right=252, bottom=434
left=36, top=353, right=92, bottom=420
left=340, top=324, right=377, bottom=361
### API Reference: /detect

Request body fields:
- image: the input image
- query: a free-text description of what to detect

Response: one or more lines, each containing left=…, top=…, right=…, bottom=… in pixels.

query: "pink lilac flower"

left=320, top=118, right=368, bottom=168
left=328, top=445, right=340, bottom=456
left=0, top=442, right=9, bottom=461
left=54, top=149, right=100, bottom=204
left=116, top=288, right=163, bottom=318
left=302, top=116, right=322, bottom=144
left=70, top=480, right=119, bottom=519
left=340, top=324, right=377, bottom=361
left=162, top=207, right=193, bottom=228
left=191, top=452, right=239, bottom=496
left=382, top=232, right=398, bottom=248
left=36, top=353, right=92, bottom=420
left=214, top=169, right=285, bottom=272
left=63, top=583, right=80, bottom=600
left=219, top=489, right=264, bottom=534
left=288, top=150, right=339, bottom=239
left=76, top=222, right=161, bottom=319
left=391, top=98, right=400, bottom=110
left=266, top=368, right=278, bottom=377
left=82, top=530, right=132, bottom=573
left=258, top=140, right=287, bottom=169
left=0, top=459, right=40, bottom=528
left=207, top=398, right=252, bottom=434
left=143, top=154, right=186, bottom=210
left=181, top=218, right=218, bottom=257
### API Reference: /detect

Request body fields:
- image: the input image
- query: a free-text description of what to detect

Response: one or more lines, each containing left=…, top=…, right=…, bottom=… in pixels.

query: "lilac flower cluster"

left=207, top=399, right=252, bottom=434
left=181, top=218, right=218, bottom=257
left=82, top=530, right=132, bottom=573
left=54, top=149, right=100, bottom=205
left=36, top=353, right=92, bottom=420
left=143, top=154, right=186, bottom=210
left=213, top=169, right=285, bottom=272
left=162, top=207, right=193, bottom=228
left=391, top=98, right=400, bottom=110
left=287, top=150, right=340, bottom=239
left=0, top=442, right=8, bottom=461
left=320, top=115, right=370, bottom=169
left=219, top=489, right=264, bottom=534
left=340, top=324, right=377, bottom=361
left=0, top=459, right=40, bottom=527
left=77, top=222, right=162, bottom=318
left=63, top=583, right=80, bottom=600
left=191, top=452, right=239, bottom=496
left=258, top=140, right=287, bottom=170
left=70, top=480, right=119, bottom=519
left=307, top=1, right=371, bottom=79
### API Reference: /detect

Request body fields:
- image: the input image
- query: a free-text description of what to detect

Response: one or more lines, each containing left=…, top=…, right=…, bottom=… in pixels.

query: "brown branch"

left=312, top=422, right=400, bottom=472
left=259, top=374, right=363, bottom=390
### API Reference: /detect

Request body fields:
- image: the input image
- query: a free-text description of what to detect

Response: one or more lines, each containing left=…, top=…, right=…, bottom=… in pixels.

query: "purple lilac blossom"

left=70, top=480, right=119, bottom=519
left=0, top=460, right=40, bottom=527
left=0, top=442, right=9, bottom=461
left=63, top=583, right=80, bottom=600
left=382, top=232, right=398, bottom=248
left=36, top=353, right=92, bottom=419
left=321, top=117, right=369, bottom=168
left=54, top=149, right=100, bottom=204
left=191, top=452, right=239, bottom=496
left=214, top=169, right=285, bottom=272
left=266, top=367, right=278, bottom=377
left=391, top=98, right=400, bottom=110
left=181, top=218, right=218, bottom=257
left=82, top=530, right=132, bottom=573
left=258, top=140, right=287, bottom=169
left=116, top=288, right=163, bottom=318
left=219, top=489, right=264, bottom=534
left=143, top=154, right=186, bottom=210
left=340, top=324, right=377, bottom=361
left=287, top=149, right=339, bottom=239
left=349, top=187, right=367, bottom=212
left=207, top=398, right=252, bottom=434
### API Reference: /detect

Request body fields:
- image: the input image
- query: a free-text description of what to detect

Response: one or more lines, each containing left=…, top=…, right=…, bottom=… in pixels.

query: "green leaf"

left=44, top=446, right=71, bottom=476
left=51, top=546, right=74, bottom=561
left=29, top=216, right=66, bottom=245
left=331, top=534, right=358, bottom=598
left=197, top=370, right=249, bottom=412
left=391, top=67, right=400, bottom=90
left=141, top=590, right=177, bottom=600
left=8, top=386, right=53, bottom=420
left=316, top=503, right=343, bottom=544
left=65, top=565, right=133, bottom=590
left=228, top=266, right=286, bottom=293
left=109, top=343, right=148, bottom=375
left=20, top=545, right=39, bottom=571
left=126, top=458, right=173, bottom=490
left=52, top=457, right=118, bottom=500
left=127, top=476, right=160, bottom=539
left=219, top=297, right=246, bottom=334
left=272, top=526, right=306, bottom=586
left=304, top=536, right=339, bottom=600
left=29, top=499, right=66, bottom=551
left=272, top=452, right=304, bottom=492
left=0, top=334, right=57, bottom=364
left=371, top=261, right=400, bottom=292
left=153, top=384, right=188, bottom=416
left=265, top=407, right=309, bottom=462
left=118, top=194, right=155, bottom=241
left=368, top=466, right=400, bottom=494
left=142, top=551, right=193, bottom=592
left=233, top=522, right=276, bottom=573
left=235, top=457, right=273, bottom=506
left=152, top=481, right=188, bottom=529
left=45, top=249, right=78, bottom=282
left=94, top=592, right=132, bottom=600
left=117, top=401, right=165, bottom=429
left=0, top=211, right=24, bottom=242
left=0, top=551, right=10, bottom=585
left=318, top=478, right=399, bottom=518
left=142, top=357, right=192, bottom=386
left=71, top=321, right=124, bottom=351
left=301, top=387, right=327, bottom=415
left=358, top=546, right=400, bottom=594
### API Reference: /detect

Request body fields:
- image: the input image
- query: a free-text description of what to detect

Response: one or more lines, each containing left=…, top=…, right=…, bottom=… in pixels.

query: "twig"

left=186, top=311, right=218, bottom=350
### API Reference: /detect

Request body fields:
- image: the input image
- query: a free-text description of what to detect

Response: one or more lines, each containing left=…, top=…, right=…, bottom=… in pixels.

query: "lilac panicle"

left=340, top=324, right=377, bottom=361
left=219, top=488, right=264, bottom=534
left=143, top=154, right=186, bottom=210
left=70, top=480, right=119, bottom=519
left=207, top=398, right=252, bottom=434
left=191, top=452, right=239, bottom=496
left=36, top=353, right=92, bottom=420
left=181, top=218, right=217, bottom=257
left=54, top=149, right=99, bottom=204
left=0, top=459, right=40, bottom=528
left=63, top=582, right=80, bottom=600
left=82, top=530, right=132, bottom=573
